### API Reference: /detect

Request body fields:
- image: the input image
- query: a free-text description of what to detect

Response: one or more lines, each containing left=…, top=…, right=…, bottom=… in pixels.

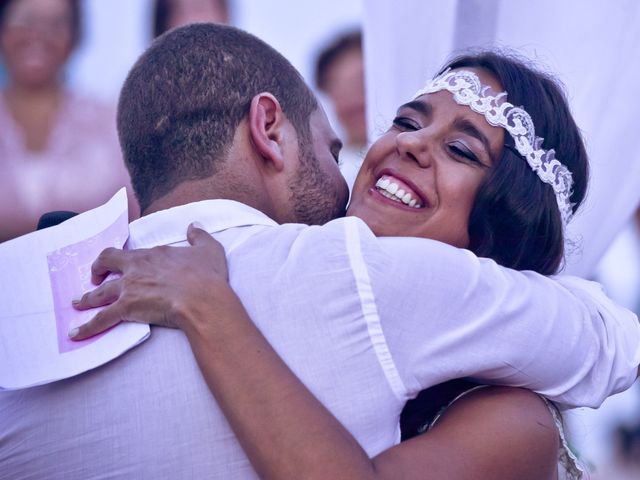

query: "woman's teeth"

left=375, top=177, right=422, bottom=208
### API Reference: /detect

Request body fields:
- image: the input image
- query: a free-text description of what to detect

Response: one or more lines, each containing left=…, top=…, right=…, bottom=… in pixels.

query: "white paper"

left=0, top=188, right=150, bottom=390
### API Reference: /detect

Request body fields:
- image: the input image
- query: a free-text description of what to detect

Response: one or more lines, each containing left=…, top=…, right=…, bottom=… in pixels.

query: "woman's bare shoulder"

left=373, top=386, right=560, bottom=480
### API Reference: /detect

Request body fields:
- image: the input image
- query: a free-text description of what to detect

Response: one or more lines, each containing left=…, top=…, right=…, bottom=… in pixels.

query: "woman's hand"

left=70, top=223, right=228, bottom=340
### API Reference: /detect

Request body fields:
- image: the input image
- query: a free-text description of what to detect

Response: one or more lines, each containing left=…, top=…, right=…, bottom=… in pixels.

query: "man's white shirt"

left=1, top=200, right=639, bottom=479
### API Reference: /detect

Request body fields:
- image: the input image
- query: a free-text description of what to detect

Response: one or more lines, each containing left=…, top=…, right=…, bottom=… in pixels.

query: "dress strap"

left=426, top=384, right=489, bottom=432
left=539, top=397, right=587, bottom=480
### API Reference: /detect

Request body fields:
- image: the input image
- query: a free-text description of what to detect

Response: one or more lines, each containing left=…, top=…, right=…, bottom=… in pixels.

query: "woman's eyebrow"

left=397, top=100, right=433, bottom=118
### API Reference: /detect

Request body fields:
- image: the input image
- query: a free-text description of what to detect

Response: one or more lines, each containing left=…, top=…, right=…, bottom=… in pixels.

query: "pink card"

left=47, top=211, right=128, bottom=353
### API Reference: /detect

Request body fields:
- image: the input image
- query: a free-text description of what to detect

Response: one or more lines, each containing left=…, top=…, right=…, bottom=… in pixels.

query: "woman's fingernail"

left=68, top=327, right=79, bottom=338
left=190, top=221, right=205, bottom=230
left=72, top=298, right=81, bottom=305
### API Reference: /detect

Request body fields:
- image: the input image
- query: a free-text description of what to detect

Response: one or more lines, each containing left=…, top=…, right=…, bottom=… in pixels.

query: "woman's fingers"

left=73, top=279, right=121, bottom=310
left=187, top=223, right=229, bottom=280
left=69, top=224, right=231, bottom=341
left=187, top=222, right=216, bottom=246
left=70, top=280, right=125, bottom=340
left=91, top=247, right=129, bottom=285
left=71, top=283, right=179, bottom=341
left=68, top=301, right=126, bottom=341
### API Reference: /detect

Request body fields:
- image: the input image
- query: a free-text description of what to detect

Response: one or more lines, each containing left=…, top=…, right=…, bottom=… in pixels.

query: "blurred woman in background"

left=315, top=29, right=366, bottom=190
left=0, top=0, right=137, bottom=242
left=152, top=0, right=230, bottom=38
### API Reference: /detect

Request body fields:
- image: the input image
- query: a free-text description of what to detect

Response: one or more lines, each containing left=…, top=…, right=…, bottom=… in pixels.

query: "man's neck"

left=143, top=182, right=226, bottom=216
left=140, top=137, right=280, bottom=221
left=142, top=175, right=270, bottom=219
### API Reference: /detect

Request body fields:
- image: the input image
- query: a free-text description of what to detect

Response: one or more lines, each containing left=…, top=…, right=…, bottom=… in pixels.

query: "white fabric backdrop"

left=363, top=0, right=640, bottom=278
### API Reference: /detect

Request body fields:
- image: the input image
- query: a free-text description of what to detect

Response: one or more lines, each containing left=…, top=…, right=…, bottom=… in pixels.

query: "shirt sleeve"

left=345, top=218, right=640, bottom=409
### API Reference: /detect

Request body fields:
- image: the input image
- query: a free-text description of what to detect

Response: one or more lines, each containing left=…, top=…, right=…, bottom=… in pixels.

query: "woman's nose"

left=396, top=130, right=432, bottom=168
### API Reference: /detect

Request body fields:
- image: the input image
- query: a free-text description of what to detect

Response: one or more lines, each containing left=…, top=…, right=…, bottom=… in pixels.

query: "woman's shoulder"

left=436, top=385, right=558, bottom=433
left=375, top=386, right=562, bottom=479
left=427, top=386, right=560, bottom=479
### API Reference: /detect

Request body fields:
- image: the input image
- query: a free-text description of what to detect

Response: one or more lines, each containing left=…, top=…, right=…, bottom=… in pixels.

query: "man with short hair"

left=1, top=24, right=638, bottom=480
left=119, top=22, right=347, bottom=225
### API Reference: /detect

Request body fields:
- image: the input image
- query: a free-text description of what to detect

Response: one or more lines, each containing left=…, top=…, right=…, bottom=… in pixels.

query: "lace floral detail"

left=414, top=69, right=574, bottom=227
left=540, top=398, right=587, bottom=480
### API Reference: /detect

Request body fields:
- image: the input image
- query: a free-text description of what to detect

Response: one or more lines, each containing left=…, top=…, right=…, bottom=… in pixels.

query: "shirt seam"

left=344, top=219, right=409, bottom=401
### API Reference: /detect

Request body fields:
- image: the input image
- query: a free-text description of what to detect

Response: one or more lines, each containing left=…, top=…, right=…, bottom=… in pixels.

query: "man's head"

left=118, top=23, right=348, bottom=223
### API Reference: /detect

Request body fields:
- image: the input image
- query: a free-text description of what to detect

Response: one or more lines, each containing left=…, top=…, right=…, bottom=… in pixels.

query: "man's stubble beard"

left=287, top=144, right=348, bottom=226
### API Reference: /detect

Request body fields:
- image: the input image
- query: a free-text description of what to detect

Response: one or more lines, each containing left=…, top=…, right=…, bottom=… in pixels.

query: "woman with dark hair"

left=314, top=29, right=367, bottom=190
left=74, top=51, right=589, bottom=478
left=152, top=0, right=230, bottom=38
left=0, top=0, right=137, bottom=242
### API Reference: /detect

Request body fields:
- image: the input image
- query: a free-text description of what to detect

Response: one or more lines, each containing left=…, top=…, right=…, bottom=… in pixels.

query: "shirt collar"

left=127, top=199, right=278, bottom=249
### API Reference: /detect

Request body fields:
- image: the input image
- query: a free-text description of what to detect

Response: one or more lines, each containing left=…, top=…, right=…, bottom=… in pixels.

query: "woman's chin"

left=11, top=69, right=61, bottom=89
left=345, top=207, right=388, bottom=237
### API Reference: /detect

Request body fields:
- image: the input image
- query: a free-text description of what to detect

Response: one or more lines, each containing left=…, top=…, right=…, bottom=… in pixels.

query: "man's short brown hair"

left=118, top=23, right=318, bottom=211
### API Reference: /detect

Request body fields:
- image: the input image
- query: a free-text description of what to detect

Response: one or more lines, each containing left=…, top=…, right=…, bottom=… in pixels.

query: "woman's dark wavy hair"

left=441, top=51, right=589, bottom=275
left=0, top=0, right=82, bottom=47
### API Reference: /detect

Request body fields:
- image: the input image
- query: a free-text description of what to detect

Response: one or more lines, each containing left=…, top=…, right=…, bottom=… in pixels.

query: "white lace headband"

left=413, top=69, right=574, bottom=226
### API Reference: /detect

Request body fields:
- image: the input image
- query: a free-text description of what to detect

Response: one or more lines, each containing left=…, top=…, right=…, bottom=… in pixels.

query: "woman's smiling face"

left=347, top=68, right=505, bottom=248
left=0, top=0, right=75, bottom=88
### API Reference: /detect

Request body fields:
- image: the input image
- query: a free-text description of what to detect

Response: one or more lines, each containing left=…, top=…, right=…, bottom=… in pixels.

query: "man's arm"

left=347, top=219, right=640, bottom=408
left=71, top=215, right=640, bottom=409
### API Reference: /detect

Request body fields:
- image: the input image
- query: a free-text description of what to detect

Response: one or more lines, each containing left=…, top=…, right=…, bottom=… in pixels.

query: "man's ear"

left=248, top=93, right=288, bottom=172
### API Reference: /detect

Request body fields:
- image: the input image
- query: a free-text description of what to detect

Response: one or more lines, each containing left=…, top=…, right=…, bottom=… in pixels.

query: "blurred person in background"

left=315, top=29, right=366, bottom=190
left=0, top=0, right=137, bottom=242
left=152, top=0, right=230, bottom=38
left=615, top=422, right=640, bottom=472
left=588, top=206, right=640, bottom=479
left=586, top=420, right=640, bottom=479
left=588, top=202, right=640, bottom=478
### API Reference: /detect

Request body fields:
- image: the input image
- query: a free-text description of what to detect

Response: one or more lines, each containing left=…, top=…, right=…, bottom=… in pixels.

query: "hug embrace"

left=2, top=23, right=639, bottom=480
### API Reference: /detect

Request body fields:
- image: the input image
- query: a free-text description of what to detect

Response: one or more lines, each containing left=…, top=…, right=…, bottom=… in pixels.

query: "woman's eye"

left=448, top=143, right=479, bottom=163
left=392, top=117, right=419, bottom=131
